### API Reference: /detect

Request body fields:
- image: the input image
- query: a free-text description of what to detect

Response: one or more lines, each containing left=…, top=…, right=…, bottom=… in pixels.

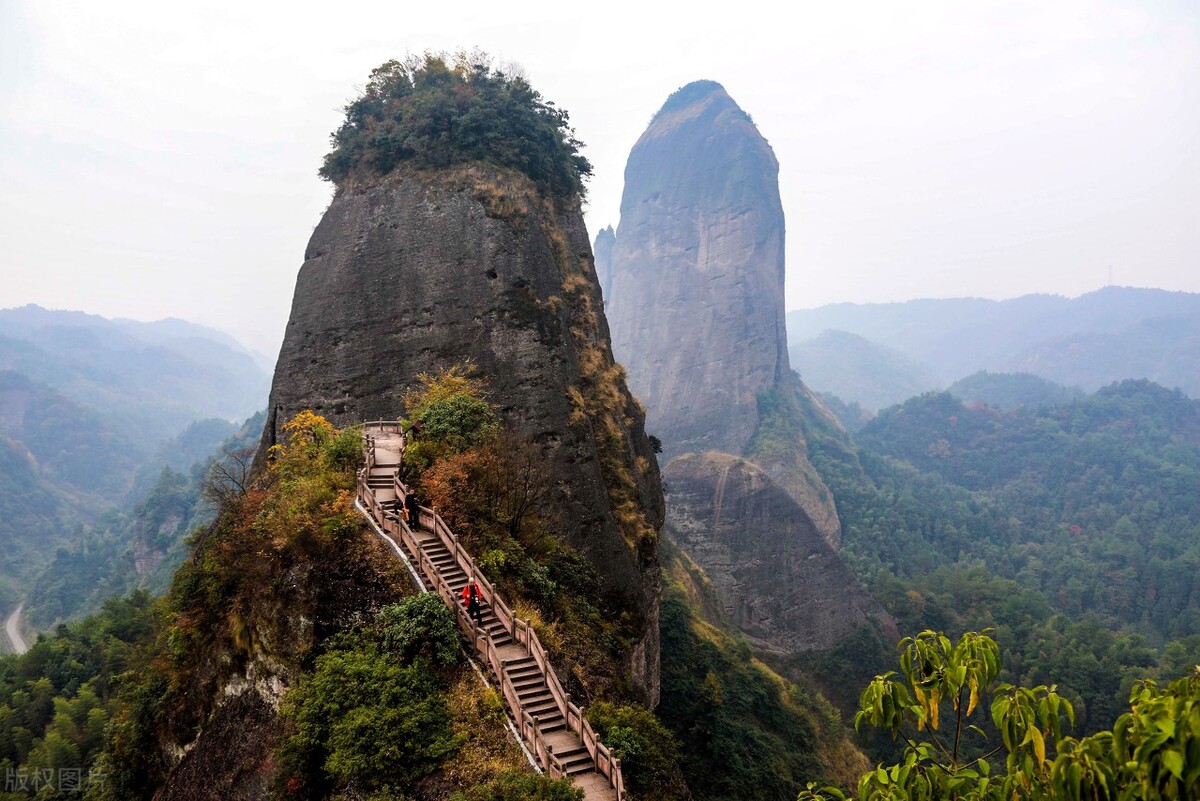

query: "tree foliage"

left=799, top=630, right=1200, bottom=800
left=813, top=380, right=1200, bottom=736
left=0, top=592, right=161, bottom=800
left=320, top=51, right=592, bottom=198
left=279, top=637, right=461, bottom=796
left=448, top=770, right=583, bottom=801
left=378, top=594, right=462, bottom=667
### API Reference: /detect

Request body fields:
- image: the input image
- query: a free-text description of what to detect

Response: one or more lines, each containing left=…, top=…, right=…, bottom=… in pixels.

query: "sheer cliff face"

left=664, top=453, right=896, bottom=652
left=262, top=165, right=664, bottom=702
left=603, top=80, right=840, bottom=547
left=606, top=80, right=790, bottom=459
left=602, top=81, right=893, bottom=651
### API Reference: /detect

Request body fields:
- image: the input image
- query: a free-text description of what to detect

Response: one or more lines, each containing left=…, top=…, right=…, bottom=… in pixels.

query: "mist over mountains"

left=787, top=287, right=1200, bottom=411
left=0, top=304, right=270, bottom=642
left=0, top=305, right=271, bottom=444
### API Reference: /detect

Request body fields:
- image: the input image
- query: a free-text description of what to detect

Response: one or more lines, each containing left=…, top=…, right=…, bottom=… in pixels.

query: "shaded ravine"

left=4, top=603, right=28, bottom=655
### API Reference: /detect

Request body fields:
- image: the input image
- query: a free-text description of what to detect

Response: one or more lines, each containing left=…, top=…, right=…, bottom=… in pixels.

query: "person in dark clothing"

left=462, top=581, right=483, bottom=625
left=405, top=493, right=421, bottom=531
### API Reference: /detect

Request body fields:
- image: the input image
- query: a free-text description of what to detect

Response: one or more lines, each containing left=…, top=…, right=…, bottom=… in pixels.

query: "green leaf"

left=1162, top=748, right=1183, bottom=779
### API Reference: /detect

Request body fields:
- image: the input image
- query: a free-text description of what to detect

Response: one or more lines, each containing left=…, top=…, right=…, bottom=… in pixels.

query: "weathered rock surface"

left=593, top=224, right=615, bottom=302
left=260, top=164, right=664, bottom=702
left=600, top=80, right=895, bottom=655
left=665, top=453, right=895, bottom=652
left=601, top=80, right=840, bottom=547
left=606, top=80, right=790, bottom=461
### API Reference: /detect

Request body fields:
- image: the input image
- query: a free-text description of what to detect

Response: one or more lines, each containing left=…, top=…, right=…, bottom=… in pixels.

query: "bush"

left=587, top=701, right=682, bottom=801
left=280, top=639, right=461, bottom=795
left=378, top=594, right=462, bottom=667
left=450, top=770, right=583, bottom=801
left=321, top=52, right=592, bottom=198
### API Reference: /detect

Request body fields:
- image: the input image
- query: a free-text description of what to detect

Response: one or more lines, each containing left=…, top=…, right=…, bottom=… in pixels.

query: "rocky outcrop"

left=665, top=453, right=895, bottom=652
left=601, top=80, right=839, bottom=547
left=600, top=80, right=894, bottom=654
left=605, top=81, right=790, bottom=461
left=260, top=164, right=664, bottom=703
left=593, top=225, right=615, bottom=302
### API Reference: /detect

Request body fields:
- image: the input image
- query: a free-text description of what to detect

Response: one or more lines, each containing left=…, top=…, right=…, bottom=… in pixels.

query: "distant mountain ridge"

left=0, top=304, right=271, bottom=444
left=787, top=287, right=1200, bottom=403
left=790, top=330, right=937, bottom=412
left=0, top=305, right=270, bottom=641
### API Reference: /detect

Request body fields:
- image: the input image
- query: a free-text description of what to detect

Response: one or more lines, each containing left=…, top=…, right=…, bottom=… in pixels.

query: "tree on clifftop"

left=320, top=50, right=592, bottom=198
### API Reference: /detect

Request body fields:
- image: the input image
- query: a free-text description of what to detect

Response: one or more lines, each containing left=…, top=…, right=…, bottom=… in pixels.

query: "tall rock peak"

left=593, top=224, right=616, bottom=302
left=607, top=80, right=791, bottom=463
left=604, top=81, right=892, bottom=653
left=260, top=161, right=664, bottom=703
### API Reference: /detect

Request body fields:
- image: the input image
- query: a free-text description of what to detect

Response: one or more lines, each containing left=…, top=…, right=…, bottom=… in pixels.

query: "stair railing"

left=359, top=422, right=625, bottom=800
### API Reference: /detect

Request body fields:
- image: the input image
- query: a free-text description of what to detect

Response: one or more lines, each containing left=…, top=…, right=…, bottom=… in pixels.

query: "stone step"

left=563, top=757, right=596, bottom=776
left=523, top=696, right=559, bottom=716
left=510, top=671, right=545, bottom=688
left=558, top=749, right=595, bottom=774
left=520, top=687, right=554, bottom=705
left=506, top=661, right=540, bottom=676
left=539, top=716, right=566, bottom=734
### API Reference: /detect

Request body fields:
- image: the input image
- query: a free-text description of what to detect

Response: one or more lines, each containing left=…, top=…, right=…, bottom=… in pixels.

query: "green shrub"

left=378, top=594, right=462, bottom=667
left=280, top=639, right=461, bottom=795
left=587, top=701, right=682, bottom=801
left=321, top=52, right=591, bottom=198
left=450, top=770, right=583, bottom=801
left=419, top=393, right=499, bottom=449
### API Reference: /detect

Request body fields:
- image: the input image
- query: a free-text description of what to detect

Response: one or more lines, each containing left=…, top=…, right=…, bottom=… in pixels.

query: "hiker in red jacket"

left=462, top=580, right=483, bottom=625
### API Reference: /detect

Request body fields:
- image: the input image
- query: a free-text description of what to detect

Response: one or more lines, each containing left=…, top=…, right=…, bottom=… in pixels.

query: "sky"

left=1, top=0, right=1197, bottom=356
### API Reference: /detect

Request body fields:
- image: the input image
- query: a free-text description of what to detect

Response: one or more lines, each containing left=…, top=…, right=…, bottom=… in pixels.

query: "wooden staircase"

left=356, top=422, right=624, bottom=801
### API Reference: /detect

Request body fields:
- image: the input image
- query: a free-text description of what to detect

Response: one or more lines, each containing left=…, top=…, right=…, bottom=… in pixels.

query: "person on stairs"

left=405, top=492, right=421, bottom=531
left=462, top=580, right=484, bottom=626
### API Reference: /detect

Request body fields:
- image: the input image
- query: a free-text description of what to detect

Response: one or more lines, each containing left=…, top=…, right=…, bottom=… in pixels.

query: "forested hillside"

left=0, top=371, right=144, bottom=621
left=0, top=306, right=271, bottom=647
left=946, top=371, right=1083, bottom=410
left=22, top=414, right=263, bottom=630
left=807, top=379, right=1200, bottom=735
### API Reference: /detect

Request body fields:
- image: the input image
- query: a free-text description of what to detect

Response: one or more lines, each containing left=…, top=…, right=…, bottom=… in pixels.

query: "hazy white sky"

left=2, top=0, right=1197, bottom=355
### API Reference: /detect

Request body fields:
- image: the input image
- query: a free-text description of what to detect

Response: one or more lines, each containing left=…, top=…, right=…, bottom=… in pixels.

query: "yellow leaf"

left=1030, top=726, right=1045, bottom=765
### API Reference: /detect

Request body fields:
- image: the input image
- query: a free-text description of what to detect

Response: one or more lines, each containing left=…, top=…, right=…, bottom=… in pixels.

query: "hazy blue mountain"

left=790, top=329, right=938, bottom=412
left=0, top=305, right=271, bottom=444
left=947, top=371, right=1083, bottom=410
left=24, top=411, right=263, bottom=629
left=0, top=372, right=137, bottom=611
left=1000, top=314, right=1200, bottom=394
left=786, top=287, right=1200, bottom=396
left=0, top=370, right=145, bottom=495
left=0, top=306, right=270, bottom=639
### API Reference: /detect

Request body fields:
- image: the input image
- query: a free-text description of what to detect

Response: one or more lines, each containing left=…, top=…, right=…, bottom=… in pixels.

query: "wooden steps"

left=358, top=425, right=620, bottom=801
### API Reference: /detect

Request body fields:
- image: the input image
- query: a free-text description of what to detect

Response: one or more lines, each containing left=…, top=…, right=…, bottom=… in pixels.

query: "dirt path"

left=4, top=603, right=27, bottom=655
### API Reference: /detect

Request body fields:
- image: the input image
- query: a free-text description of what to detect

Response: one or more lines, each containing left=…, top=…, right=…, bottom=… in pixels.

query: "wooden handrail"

left=358, top=422, right=625, bottom=800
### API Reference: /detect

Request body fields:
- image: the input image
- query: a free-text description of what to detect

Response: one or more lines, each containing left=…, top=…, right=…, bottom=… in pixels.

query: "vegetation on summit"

left=321, top=51, right=592, bottom=198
